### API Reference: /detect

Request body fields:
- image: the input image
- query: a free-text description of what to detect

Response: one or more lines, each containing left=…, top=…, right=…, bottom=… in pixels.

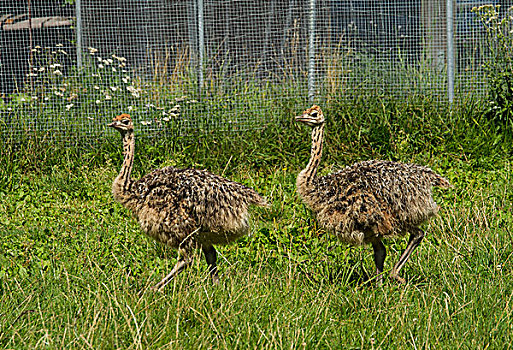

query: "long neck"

left=113, top=130, right=135, bottom=202
left=299, top=124, right=324, bottom=187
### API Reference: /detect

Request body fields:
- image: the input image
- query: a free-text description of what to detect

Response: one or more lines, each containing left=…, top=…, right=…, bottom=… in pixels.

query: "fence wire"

left=0, top=0, right=504, bottom=143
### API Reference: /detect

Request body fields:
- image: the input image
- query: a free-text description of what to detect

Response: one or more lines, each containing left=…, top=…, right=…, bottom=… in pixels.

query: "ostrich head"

left=295, top=105, right=325, bottom=127
left=108, top=113, right=133, bottom=133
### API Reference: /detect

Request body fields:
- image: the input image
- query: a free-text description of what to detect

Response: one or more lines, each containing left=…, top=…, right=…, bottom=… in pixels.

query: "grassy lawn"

left=1, top=98, right=513, bottom=348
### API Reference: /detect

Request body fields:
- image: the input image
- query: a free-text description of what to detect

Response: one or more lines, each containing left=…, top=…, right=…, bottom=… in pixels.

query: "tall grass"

left=2, top=89, right=513, bottom=347
left=2, top=28, right=513, bottom=346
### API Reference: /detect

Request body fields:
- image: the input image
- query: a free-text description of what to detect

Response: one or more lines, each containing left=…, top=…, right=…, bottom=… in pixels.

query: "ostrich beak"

left=295, top=113, right=311, bottom=123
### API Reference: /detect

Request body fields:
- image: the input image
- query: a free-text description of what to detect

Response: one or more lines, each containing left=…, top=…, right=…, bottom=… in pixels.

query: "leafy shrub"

left=473, top=4, right=513, bottom=129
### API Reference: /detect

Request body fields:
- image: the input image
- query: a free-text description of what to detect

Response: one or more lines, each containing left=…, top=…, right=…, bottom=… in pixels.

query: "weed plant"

left=473, top=4, right=513, bottom=130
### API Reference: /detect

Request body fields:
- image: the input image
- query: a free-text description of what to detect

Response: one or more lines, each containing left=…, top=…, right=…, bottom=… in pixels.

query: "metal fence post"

left=197, top=0, right=204, bottom=97
left=308, top=0, right=316, bottom=104
left=446, top=0, right=455, bottom=103
left=75, top=0, right=82, bottom=68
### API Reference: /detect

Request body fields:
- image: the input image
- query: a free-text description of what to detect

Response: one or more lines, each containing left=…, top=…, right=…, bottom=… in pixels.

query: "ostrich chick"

left=295, top=105, right=451, bottom=284
left=109, top=114, right=268, bottom=290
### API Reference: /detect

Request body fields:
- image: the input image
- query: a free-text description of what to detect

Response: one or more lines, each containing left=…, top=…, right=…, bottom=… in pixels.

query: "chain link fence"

left=0, top=0, right=504, bottom=142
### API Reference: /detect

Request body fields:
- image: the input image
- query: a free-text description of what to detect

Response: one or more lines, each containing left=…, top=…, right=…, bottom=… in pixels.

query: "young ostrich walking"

left=109, top=113, right=268, bottom=290
left=295, top=106, right=451, bottom=284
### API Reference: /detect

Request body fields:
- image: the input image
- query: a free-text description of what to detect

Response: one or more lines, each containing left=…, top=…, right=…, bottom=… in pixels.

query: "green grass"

left=2, top=96, right=513, bottom=348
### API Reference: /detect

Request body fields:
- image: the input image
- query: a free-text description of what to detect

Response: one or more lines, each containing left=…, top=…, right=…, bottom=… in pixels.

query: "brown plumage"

left=295, top=105, right=451, bottom=284
left=109, top=113, right=268, bottom=290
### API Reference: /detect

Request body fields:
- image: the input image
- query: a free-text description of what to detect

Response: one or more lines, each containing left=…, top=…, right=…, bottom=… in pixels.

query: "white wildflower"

left=88, top=47, right=98, bottom=54
left=112, top=67, right=117, bottom=72
left=26, top=73, right=37, bottom=77
left=140, top=120, right=152, bottom=126
left=54, top=91, right=64, bottom=97
left=94, top=85, right=100, bottom=90
left=122, top=76, right=130, bottom=84
left=109, top=86, right=118, bottom=92
left=98, top=64, right=104, bottom=69
left=95, top=99, right=101, bottom=104
left=126, top=85, right=140, bottom=98
left=65, top=103, right=74, bottom=110
left=56, top=43, right=64, bottom=47
left=105, top=94, right=112, bottom=100
left=163, top=117, right=170, bottom=122
left=112, top=54, right=127, bottom=62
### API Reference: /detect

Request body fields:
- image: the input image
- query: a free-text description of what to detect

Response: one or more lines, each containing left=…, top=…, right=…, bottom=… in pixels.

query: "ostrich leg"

left=152, top=249, right=192, bottom=291
left=202, top=245, right=219, bottom=283
left=372, top=240, right=386, bottom=286
left=390, top=228, right=425, bottom=283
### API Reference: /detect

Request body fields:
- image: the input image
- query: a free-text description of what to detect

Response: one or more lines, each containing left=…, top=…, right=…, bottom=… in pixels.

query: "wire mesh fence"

left=0, top=0, right=505, bottom=143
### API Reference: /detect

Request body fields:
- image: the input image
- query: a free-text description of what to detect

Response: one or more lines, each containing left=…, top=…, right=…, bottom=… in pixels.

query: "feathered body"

left=295, top=105, right=451, bottom=283
left=113, top=166, right=267, bottom=249
left=109, top=113, right=267, bottom=289
left=297, top=159, right=451, bottom=245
